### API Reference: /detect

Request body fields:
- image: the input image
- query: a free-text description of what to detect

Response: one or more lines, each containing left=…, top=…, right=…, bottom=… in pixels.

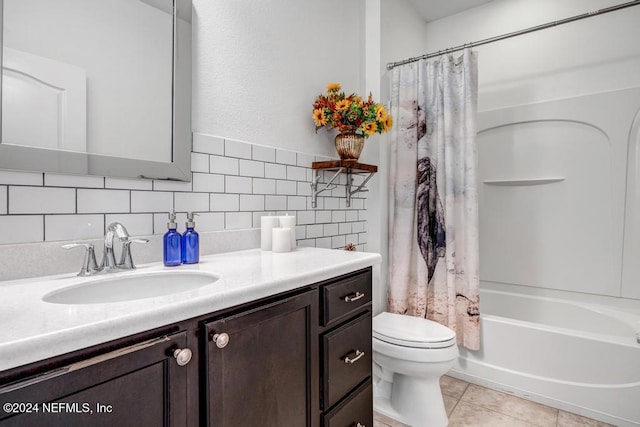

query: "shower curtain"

left=388, top=49, right=480, bottom=350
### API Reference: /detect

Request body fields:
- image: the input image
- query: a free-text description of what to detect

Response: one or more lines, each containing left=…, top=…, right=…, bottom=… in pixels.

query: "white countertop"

left=0, top=247, right=380, bottom=372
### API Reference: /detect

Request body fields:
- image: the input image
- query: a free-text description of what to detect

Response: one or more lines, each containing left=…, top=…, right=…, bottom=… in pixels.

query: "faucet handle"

left=62, top=243, right=99, bottom=276
left=118, top=238, right=149, bottom=270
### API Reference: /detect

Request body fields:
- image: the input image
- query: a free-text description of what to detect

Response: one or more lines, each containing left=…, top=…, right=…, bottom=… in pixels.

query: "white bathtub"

left=449, top=289, right=640, bottom=426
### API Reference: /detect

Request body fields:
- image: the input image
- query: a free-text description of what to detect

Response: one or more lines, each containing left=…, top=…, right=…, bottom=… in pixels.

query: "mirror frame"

left=0, top=0, right=192, bottom=181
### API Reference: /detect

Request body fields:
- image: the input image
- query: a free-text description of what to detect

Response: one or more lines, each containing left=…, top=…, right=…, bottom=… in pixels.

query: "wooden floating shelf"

left=310, top=161, right=378, bottom=208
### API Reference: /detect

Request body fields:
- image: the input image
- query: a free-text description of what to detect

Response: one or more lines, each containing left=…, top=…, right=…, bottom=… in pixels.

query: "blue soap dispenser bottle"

left=182, top=212, right=199, bottom=264
left=163, top=212, right=182, bottom=266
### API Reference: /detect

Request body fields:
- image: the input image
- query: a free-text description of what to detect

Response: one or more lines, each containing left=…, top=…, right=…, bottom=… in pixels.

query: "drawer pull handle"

left=344, top=350, right=365, bottom=364
left=211, top=332, right=230, bottom=349
left=355, top=423, right=366, bottom=427
left=344, top=291, right=365, bottom=302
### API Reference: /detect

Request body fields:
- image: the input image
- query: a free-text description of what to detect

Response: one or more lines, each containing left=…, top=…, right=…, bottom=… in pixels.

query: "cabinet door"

left=0, top=332, right=189, bottom=427
left=205, top=290, right=318, bottom=427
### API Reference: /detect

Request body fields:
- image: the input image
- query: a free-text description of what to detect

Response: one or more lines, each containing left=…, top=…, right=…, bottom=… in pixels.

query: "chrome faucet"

left=63, top=222, right=149, bottom=276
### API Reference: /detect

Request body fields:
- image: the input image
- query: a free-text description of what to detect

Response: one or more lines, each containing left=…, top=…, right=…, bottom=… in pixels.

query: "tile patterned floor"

left=373, top=376, right=616, bottom=427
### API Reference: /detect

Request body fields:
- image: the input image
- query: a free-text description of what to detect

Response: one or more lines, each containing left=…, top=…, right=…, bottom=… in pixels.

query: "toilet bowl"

left=372, top=312, right=459, bottom=427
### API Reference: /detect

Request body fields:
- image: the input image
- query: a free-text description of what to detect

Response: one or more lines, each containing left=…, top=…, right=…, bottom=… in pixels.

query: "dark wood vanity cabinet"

left=318, top=268, right=373, bottom=427
left=0, top=332, right=189, bottom=426
left=203, top=289, right=319, bottom=427
left=0, top=267, right=374, bottom=427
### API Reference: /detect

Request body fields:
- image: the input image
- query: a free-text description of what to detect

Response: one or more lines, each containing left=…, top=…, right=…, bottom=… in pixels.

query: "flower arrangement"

left=312, top=83, right=392, bottom=137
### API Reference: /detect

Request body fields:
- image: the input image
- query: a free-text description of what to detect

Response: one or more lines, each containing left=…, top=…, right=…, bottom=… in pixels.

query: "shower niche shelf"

left=311, top=160, right=377, bottom=208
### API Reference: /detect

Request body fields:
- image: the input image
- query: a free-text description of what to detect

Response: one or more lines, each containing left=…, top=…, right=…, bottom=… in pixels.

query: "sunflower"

left=383, top=114, right=393, bottom=132
left=312, top=109, right=327, bottom=127
left=362, top=122, right=377, bottom=136
left=326, top=82, right=341, bottom=92
left=335, top=99, right=350, bottom=112
left=376, top=105, right=388, bottom=121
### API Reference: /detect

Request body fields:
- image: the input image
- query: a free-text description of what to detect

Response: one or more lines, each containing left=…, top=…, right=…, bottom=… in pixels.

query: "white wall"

left=422, top=0, right=640, bottom=300
left=192, top=0, right=365, bottom=158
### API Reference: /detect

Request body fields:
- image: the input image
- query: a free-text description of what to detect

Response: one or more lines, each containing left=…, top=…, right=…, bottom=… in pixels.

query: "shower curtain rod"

left=386, top=0, right=640, bottom=70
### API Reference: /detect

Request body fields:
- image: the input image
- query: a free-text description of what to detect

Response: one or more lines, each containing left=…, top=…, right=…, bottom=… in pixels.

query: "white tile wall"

left=0, top=134, right=369, bottom=250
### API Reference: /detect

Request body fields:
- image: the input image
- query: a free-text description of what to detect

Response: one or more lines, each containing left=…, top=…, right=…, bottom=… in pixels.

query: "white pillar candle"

left=271, top=227, right=292, bottom=253
left=260, top=216, right=280, bottom=251
left=278, top=214, right=297, bottom=249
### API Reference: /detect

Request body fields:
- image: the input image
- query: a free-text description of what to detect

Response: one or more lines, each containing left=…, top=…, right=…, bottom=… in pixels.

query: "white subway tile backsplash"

left=265, top=163, right=287, bottom=179
left=191, top=152, right=210, bottom=173
left=315, top=210, right=331, bottom=224
left=0, top=186, right=6, bottom=214
left=105, top=213, right=153, bottom=236
left=10, top=187, right=75, bottom=214
left=286, top=166, right=307, bottom=182
left=252, top=145, right=276, bottom=163
left=324, top=223, right=339, bottom=236
left=225, top=176, right=252, bottom=194
left=297, top=210, right=315, bottom=225
left=153, top=179, right=193, bottom=192
left=306, top=224, right=323, bottom=238
left=175, top=192, right=210, bottom=212
left=358, top=209, right=368, bottom=221
left=192, top=212, right=225, bottom=232
left=332, top=235, right=346, bottom=248
left=131, top=191, right=172, bottom=213
left=77, top=189, right=130, bottom=214
left=316, top=237, right=332, bottom=249
left=253, top=178, right=276, bottom=195
left=296, top=153, right=315, bottom=167
left=275, top=149, right=297, bottom=165
left=45, top=214, right=104, bottom=242
left=225, top=212, right=252, bottom=230
left=265, top=195, right=287, bottom=211
left=0, top=170, right=43, bottom=186
left=45, top=174, right=104, bottom=188
left=193, top=173, right=225, bottom=193
left=346, top=210, right=359, bottom=222
left=296, top=182, right=311, bottom=196
left=276, top=180, right=297, bottom=196
left=287, top=196, right=307, bottom=211
left=332, top=210, right=346, bottom=223
left=352, top=222, right=365, bottom=233
left=225, top=140, right=252, bottom=159
left=193, top=133, right=225, bottom=155
left=0, top=216, right=43, bottom=244
left=211, top=155, right=239, bottom=175
left=239, top=160, right=265, bottom=178
left=210, top=194, right=239, bottom=211
left=0, top=139, right=370, bottom=252
left=240, top=195, right=265, bottom=212
left=339, top=222, right=352, bottom=235
left=105, top=177, right=153, bottom=190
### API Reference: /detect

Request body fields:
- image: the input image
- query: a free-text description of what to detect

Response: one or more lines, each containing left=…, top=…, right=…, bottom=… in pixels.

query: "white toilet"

left=372, top=312, right=459, bottom=427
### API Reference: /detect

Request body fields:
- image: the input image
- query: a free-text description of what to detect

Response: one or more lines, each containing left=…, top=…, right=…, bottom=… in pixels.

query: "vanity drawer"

left=323, top=312, right=372, bottom=409
left=321, top=269, right=372, bottom=326
left=323, top=380, right=372, bottom=427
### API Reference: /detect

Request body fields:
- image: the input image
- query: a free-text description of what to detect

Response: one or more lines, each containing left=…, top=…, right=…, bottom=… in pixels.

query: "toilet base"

left=373, top=373, right=449, bottom=427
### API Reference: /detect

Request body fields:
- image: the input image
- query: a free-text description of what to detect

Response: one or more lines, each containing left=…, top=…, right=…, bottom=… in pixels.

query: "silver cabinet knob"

left=211, top=332, right=230, bottom=348
left=173, top=348, right=192, bottom=366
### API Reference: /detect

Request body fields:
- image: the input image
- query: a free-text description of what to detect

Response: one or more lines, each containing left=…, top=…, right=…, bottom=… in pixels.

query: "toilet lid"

left=373, top=312, right=456, bottom=349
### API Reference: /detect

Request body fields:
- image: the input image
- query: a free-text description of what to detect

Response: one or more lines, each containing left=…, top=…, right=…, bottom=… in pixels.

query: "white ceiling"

left=407, top=0, right=494, bottom=22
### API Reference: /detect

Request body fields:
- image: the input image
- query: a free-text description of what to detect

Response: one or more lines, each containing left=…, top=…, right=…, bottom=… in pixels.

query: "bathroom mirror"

left=0, top=0, right=192, bottom=181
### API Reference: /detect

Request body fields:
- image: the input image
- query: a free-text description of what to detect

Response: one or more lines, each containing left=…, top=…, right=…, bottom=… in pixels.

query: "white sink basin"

left=43, top=271, right=219, bottom=304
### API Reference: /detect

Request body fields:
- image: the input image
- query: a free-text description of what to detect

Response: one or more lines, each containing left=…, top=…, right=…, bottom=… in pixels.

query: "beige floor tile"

left=374, top=411, right=410, bottom=427
left=440, top=375, right=470, bottom=399
left=448, top=401, right=536, bottom=427
left=557, top=410, right=616, bottom=427
left=460, top=384, right=558, bottom=427
left=444, top=394, right=459, bottom=416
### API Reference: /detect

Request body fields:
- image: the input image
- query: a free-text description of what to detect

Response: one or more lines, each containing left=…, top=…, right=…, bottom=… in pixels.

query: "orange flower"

left=362, top=122, right=377, bottom=135
left=335, top=99, right=350, bottom=112
left=313, top=109, right=327, bottom=127
left=376, top=105, right=388, bottom=121
left=326, top=82, right=341, bottom=92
